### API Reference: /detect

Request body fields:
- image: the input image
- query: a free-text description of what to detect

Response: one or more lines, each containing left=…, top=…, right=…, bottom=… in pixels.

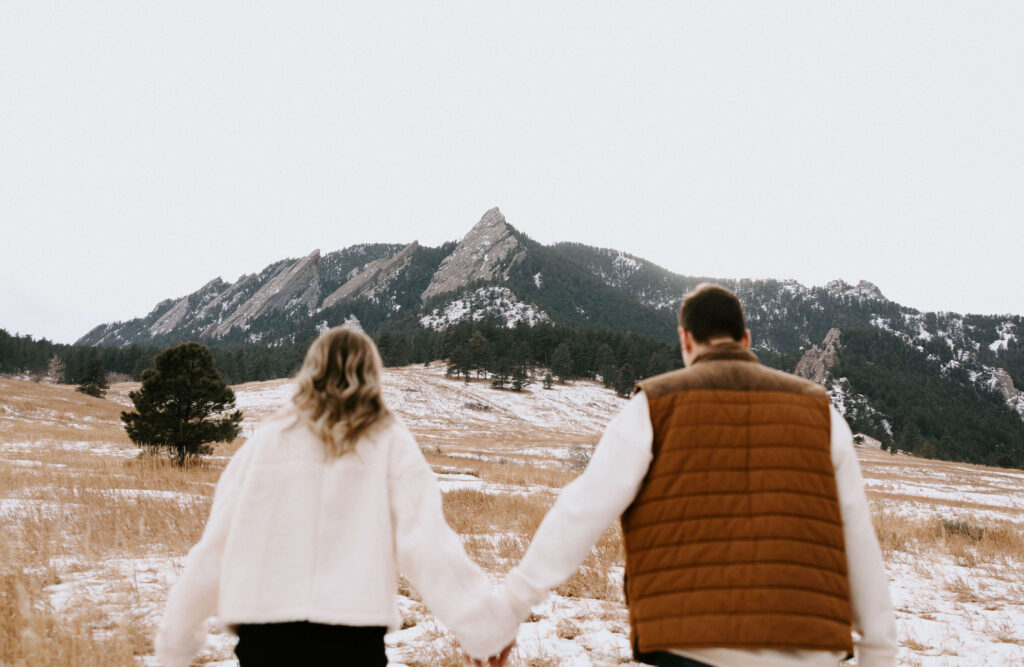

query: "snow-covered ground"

left=234, top=363, right=624, bottom=464
left=3, top=370, right=1024, bottom=665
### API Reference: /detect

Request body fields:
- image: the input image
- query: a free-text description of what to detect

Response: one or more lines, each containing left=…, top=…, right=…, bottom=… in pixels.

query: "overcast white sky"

left=2, top=2, right=1022, bottom=344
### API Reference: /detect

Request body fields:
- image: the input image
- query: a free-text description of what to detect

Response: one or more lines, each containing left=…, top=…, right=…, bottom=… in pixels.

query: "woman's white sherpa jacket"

left=155, top=412, right=518, bottom=666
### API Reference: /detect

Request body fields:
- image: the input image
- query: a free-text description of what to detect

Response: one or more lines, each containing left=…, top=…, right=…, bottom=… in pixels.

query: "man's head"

left=678, top=283, right=751, bottom=366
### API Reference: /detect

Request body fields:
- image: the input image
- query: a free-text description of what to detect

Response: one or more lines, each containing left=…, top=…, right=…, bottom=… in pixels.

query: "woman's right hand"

left=464, top=641, right=515, bottom=667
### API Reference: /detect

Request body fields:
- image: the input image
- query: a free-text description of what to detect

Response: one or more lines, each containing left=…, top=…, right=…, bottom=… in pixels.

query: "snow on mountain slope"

left=418, top=286, right=551, bottom=331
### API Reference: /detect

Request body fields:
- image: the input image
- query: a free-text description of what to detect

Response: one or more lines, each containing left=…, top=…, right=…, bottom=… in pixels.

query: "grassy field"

left=1, top=370, right=1023, bottom=665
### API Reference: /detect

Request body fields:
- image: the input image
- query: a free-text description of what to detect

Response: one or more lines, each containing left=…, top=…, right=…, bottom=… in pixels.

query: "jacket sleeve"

left=387, top=420, right=520, bottom=659
left=499, top=392, right=653, bottom=621
left=155, top=438, right=256, bottom=667
left=830, top=406, right=898, bottom=666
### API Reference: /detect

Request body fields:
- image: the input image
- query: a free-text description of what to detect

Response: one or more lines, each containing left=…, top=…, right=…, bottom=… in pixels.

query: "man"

left=496, top=283, right=897, bottom=666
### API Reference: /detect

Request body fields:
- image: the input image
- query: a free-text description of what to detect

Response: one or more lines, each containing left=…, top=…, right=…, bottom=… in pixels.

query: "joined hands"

left=463, top=641, right=515, bottom=667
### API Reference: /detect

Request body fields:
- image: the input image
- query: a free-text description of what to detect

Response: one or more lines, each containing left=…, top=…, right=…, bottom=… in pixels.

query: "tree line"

left=1, top=322, right=685, bottom=395
left=7, top=322, right=1024, bottom=469
left=376, top=320, right=683, bottom=396
left=0, top=329, right=308, bottom=385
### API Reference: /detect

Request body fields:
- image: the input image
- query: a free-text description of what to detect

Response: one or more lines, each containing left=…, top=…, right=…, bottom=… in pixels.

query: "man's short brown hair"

left=679, top=283, right=747, bottom=343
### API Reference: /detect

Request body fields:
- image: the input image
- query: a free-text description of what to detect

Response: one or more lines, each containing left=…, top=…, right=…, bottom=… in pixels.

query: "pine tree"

left=447, top=342, right=472, bottom=381
left=646, top=349, right=672, bottom=378
left=511, top=363, right=530, bottom=392
left=551, top=343, right=573, bottom=383
left=121, top=342, right=242, bottom=466
left=615, top=363, right=637, bottom=397
left=76, top=355, right=109, bottom=398
left=895, top=422, right=923, bottom=455
left=469, top=331, right=492, bottom=377
left=595, top=343, right=616, bottom=388
left=490, top=356, right=511, bottom=389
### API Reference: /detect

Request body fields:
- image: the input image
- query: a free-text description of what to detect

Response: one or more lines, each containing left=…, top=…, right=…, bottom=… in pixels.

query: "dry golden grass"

left=442, top=488, right=550, bottom=537
left=872, top=509, right=1024, bottom=574
left=0, top=380, right=231, bottom=665
left=554, top=525, right=624, bottom=602
left=4, top=377, right=1024, bottom=665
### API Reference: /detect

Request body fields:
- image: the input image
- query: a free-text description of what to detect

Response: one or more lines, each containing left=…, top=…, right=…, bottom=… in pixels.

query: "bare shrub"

left=442, top=489, right=550, bottom=538
left=942, top=519, right=985, bottom=542
left=566, top=445, right=593, bottom=472
left=554, top=525, right=625, bottom=602
left=556, top=618, right=581, bottom=640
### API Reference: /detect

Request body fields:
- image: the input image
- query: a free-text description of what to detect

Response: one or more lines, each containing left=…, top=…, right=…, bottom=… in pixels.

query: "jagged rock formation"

left=207, top=250, right=321, bottom=337
left=421, top=208, right=524, bottom=300
left=322, top=242, right=418, bottom=310
left=826, top=280, right=887, bottom=302
left=148, top=278, right=228, bottom=338
left=987, top=368, right=1024, bottom=418
left=795, top=328, right=841, bottom=384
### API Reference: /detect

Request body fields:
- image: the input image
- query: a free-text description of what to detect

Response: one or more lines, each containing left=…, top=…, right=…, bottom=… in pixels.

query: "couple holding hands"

left=157, top=285, right=897, bottom=667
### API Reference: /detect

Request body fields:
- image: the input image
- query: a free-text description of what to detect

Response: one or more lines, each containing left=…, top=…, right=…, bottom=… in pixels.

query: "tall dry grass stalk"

left=1, top=380, right=230, bottom=664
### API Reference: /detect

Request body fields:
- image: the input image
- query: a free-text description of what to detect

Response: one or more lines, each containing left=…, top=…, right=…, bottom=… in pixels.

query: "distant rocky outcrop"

left=988, top=367, right=1024, bottom=418
left=148, top=278, right=228, bottom=338
left=795, top=328, right=841, bottom=384
left=826, top=280, right=887, bottom=302
left=322, top=242, right=418, bottom=310
left=421, top=208, right=524, bottom=301
left=207, top=250, right=321, bottom=338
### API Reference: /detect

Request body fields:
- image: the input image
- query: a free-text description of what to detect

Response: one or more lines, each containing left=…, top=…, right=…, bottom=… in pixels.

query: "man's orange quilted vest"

left=623, top=343, right=854, bottom=661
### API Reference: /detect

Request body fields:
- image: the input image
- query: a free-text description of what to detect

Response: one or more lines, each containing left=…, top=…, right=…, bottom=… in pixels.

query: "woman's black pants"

left=234, top=621, right=388, bottom=666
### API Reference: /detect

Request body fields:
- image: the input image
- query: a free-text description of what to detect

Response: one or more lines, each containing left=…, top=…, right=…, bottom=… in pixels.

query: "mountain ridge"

left=70, top=206, right=1024, bottom=467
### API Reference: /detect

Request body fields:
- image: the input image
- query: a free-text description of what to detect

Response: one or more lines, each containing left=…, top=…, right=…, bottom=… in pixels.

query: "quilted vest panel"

left=623, top=345, right=853, bottom=659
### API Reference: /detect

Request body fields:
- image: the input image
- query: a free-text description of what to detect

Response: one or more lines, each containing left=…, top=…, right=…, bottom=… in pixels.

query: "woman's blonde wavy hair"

left=291, top=326, right=391, bottom=457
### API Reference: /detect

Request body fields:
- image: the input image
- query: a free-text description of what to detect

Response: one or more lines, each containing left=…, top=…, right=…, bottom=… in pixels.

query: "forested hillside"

left=5, top=208, right=1022, bottom=469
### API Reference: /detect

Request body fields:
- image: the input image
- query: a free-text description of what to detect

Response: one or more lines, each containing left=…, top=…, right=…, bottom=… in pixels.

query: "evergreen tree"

left=615, top=363, right=637, bottom=397
left=511, top=363, right=530, bottom=392
left=646, top=349, right=672, bottom=378
left=895, top=422, right=923, bottom=455
left=490, top=354, right=511, bottom=389
left=595, top=343, right=616, bottom=388
left=469, top=331, right=492, bottom=378
left=121, top=342, right=242, bottom=466
left=514, top=340, right=533, bottom=376
left=551, top=343, right=573, bottom=383
left=447, top=342, right=472, bottom=381
left=76, top=356, right=109, bottom=398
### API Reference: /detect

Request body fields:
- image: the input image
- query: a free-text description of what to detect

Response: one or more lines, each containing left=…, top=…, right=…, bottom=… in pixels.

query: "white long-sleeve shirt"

left=155, top=412, right=518, bottom=666
left=499, top=391, right=897, bottom=667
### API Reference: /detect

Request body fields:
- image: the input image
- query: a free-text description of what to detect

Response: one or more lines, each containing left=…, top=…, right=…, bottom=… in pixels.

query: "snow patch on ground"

left=380, top=364, right=624, bottom=434
left=888, top=552, right=1024, bottom=665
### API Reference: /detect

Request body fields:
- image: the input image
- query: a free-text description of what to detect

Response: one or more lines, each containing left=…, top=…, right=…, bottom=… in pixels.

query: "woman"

left=155, top=327, right=518, bottom=666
